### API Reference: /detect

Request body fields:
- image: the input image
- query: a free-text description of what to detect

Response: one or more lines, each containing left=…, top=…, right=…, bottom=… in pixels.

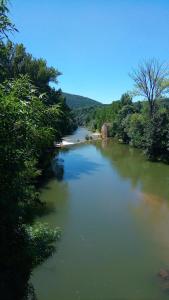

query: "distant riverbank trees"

left=0, top=1, right=76, bottom=299
left=87, top=61, right=169, bottom=163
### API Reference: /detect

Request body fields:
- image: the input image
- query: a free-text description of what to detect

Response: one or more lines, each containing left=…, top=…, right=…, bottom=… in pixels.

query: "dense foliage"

left=1, top=1, right=169, bottom=298
left=0, top=1, right=76, bottom=299
left=87, top=93, right=169, bottom=163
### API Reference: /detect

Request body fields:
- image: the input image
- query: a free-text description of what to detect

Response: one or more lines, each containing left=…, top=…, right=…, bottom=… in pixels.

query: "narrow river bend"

left=32, top=128, right=169, bottom=300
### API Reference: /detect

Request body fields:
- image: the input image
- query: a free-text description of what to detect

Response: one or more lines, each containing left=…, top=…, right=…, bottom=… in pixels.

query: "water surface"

left=63, top=127, right=93, bottom=143
left=32, top=129, right=169, bottom=300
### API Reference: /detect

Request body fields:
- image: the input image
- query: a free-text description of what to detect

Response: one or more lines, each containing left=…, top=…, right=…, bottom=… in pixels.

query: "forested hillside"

left=63, top=92, right=102, bottom=109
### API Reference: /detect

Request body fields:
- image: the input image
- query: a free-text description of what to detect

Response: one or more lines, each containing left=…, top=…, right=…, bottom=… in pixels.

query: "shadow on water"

left=23, top=157, right=66, bottom=225
left=52, top=157, right=64, bottom=182
left=55, top=151, right=101, bottom=181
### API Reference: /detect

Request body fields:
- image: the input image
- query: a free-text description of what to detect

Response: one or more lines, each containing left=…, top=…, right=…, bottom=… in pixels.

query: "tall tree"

left=120, top=93, right=132, bottom=106
left=130, top=59, right=169, bottom=116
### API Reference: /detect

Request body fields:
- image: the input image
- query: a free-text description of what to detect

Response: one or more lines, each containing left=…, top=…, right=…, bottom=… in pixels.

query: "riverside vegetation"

left=0, top=1, right=76, bottom=299
left=1, top=1, right=169, bottom=300
left=86, top=66, right=169, bottom=163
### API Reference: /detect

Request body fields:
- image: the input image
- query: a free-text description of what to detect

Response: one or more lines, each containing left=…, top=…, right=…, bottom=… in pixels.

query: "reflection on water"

left=58, top=150, right=101, bottom=181
left=52, top=157, right=64, bottom=181
left=96, top=139, right=169, bottom=200
left=63, top=127, right=93, bottom=143
left=32, top=130, right=169, bottom=300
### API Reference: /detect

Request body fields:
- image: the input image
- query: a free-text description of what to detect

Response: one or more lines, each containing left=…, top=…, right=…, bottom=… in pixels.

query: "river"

left=32, top=127, right=169, bottom=300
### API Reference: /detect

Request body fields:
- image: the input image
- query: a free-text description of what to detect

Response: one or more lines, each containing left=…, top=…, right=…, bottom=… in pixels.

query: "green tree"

left=0, top=2, right=75, bottom=299
left=144, top=108, right=169, bottom=162
left=0, top=76, right=64, bottom=299
left=115, top=104, right=135, bottom=143
left=127, top=113, right=145, bottom=148
left=0, top=0, right=17, bottom=40
left=120, top=93, right=132, bottom=106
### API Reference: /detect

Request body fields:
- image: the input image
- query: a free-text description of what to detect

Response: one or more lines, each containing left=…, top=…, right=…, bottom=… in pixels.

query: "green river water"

left=32, top=128, right=169, bottom=300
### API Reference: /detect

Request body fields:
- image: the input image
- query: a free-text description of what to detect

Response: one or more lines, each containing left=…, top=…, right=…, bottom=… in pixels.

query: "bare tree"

left=130, top=59, right=169, bottom=116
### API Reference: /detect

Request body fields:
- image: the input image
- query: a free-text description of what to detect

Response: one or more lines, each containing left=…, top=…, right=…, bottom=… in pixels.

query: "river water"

left=32, top=128, right=169, bottom=300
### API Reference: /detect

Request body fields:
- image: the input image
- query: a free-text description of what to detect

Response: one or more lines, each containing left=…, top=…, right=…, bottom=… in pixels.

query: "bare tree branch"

left=130, top=59, right=169, bottom=116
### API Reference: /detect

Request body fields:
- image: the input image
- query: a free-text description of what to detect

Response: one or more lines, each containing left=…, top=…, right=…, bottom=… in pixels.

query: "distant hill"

left=63, top=92, right=102, bottom=110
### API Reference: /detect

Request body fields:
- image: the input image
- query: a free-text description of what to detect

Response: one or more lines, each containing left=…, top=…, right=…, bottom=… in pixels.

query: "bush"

left=144, top=108, right=169, bottom=162
left=127, top=113, right=146, bottom=148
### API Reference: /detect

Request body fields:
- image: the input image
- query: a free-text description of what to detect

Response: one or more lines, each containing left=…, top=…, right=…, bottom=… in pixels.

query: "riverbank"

left=55, top=127, right=101, bottom=147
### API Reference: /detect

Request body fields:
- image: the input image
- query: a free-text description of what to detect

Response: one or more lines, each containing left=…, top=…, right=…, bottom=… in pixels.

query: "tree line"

left=87, top=60, right=169, bottom=163
left=0, top=1, right=76, bottom=299
left=1, top=1, right=169, bottom=299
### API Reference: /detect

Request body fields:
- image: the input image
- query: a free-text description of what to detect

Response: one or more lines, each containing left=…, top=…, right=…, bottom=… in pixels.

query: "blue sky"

left=11, top=0, right=169, bottom=103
